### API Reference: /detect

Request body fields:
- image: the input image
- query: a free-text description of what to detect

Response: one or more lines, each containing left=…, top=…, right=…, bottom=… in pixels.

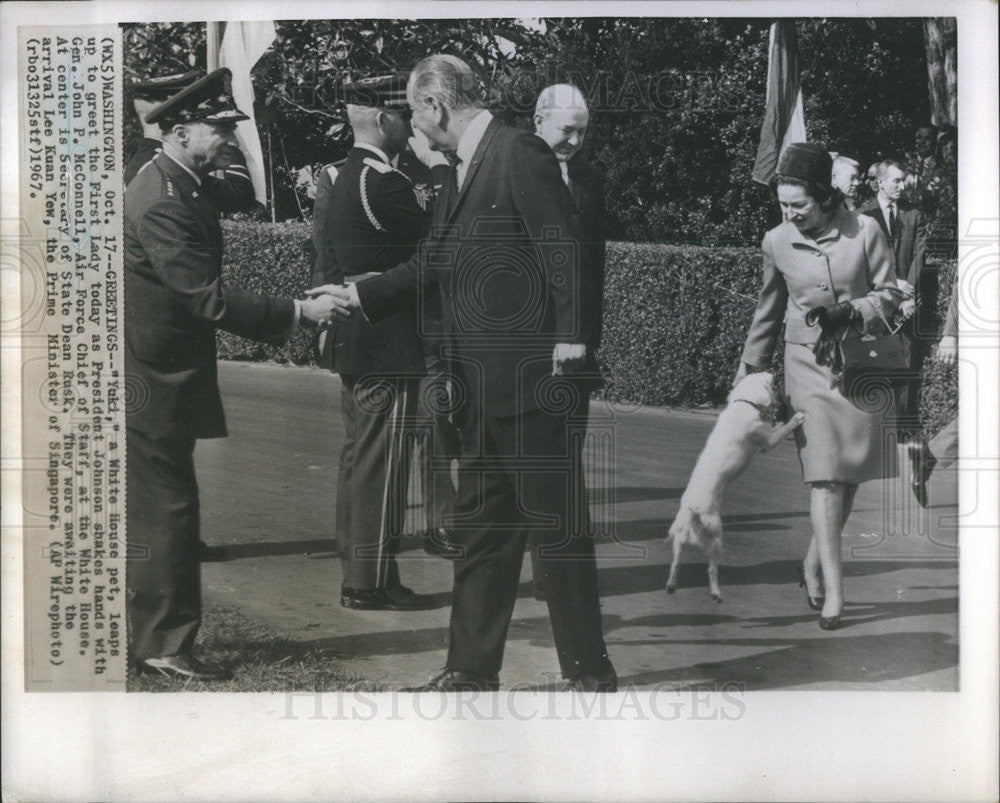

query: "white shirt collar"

left=878, top=194, right=896, bottom=217
left=161, top=143, right=202, bottom=185
left=354, top=141, right=391, bottom=164
left=455, top=109, right=493, bottom=171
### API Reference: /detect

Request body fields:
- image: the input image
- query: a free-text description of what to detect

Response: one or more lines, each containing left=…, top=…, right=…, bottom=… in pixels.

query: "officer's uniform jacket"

left=124, top=153, right=295, bottom=440
left=317, top=145, right=431, bottom=376
left=125, top=137, right=256, bottom=213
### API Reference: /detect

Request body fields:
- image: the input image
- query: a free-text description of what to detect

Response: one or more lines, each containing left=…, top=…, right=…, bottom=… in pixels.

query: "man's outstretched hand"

left=301, top=285, right=361, bottom=326
left=552, top=343, right=586, bottom=375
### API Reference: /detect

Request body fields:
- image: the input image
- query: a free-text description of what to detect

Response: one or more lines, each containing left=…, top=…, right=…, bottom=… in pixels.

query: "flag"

left=752, top=20, right=807, bottom=185
left=207, top=21, right=276, bottom=205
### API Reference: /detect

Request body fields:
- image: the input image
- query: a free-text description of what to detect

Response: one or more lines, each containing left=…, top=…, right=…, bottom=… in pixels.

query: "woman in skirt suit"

left=736, top=143, right=903, bottom=629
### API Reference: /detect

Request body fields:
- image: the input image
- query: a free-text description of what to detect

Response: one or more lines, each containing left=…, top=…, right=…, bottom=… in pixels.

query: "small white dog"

left=666, top=372, right=805, bottom=602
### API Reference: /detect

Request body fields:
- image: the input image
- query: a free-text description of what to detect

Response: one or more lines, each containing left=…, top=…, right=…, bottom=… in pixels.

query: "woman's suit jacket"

left=740, top=206, right=903, bottom=367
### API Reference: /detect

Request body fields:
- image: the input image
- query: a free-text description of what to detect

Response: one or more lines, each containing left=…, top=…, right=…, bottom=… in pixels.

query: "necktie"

left=443, top=152, right=461, bottom=213
left=888, top=204, right=897, bottom=238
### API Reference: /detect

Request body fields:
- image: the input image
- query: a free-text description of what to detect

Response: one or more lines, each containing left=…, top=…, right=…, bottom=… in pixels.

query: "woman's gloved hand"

left=806, top=302, right=858, bottom=373
left=804, top=301, right=858, bottom=335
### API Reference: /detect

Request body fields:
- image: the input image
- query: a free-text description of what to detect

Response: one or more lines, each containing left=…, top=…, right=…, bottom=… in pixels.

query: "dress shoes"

left=422, top=527, right=463, bottom=559
left=340, top=584, right=434, bottom=611
left=908, top=441, right=937, bottom=508
left=564, top=670, right=618, bottom=693
left=137, top=653, right=233, bottom=681
left=405, top=668, right=500, bottom=692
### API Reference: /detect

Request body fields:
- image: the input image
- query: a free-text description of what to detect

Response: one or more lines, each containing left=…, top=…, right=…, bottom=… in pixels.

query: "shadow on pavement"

left=612, top=631, right=957, bottom=690
left=596, top=558, right=958, bottom=597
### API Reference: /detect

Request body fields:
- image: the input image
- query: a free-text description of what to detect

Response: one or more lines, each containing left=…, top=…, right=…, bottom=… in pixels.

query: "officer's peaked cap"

left=340, top=73, right=410, bottom=110
left=145, top=68, right=249, bottom=126
left=132, top=70, right=204, bottom=102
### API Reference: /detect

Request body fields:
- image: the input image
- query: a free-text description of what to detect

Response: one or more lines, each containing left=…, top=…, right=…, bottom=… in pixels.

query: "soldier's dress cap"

left=340, top=73, right=410, bottom=109
left=145, top=68, right=249, bottom=126
left=132, top=70, right=204, bottom=102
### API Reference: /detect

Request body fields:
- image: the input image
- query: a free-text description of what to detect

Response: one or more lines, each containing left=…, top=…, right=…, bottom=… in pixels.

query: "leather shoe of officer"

left=341, top=584, right=434, bottom=611
left=137, top=653, right=233, bottom=681
left=422, top=527, right=463, bottom=559
left=564, top=669, right=618, bottom=692
left=405, top=668, right=500, bottom=692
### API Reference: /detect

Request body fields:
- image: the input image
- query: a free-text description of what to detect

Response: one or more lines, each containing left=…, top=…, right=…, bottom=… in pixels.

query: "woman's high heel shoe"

left=797, top=564, right=825, bottom=611
left=818, top=614, right=842, bottom=631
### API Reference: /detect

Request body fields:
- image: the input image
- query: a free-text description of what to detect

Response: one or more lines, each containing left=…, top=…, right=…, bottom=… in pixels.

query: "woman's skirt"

left=784, top=342, right=899, bottom=484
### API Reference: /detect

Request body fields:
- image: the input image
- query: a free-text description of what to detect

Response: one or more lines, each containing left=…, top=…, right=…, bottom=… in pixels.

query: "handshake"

left=298, top=284, right=362, bottom=328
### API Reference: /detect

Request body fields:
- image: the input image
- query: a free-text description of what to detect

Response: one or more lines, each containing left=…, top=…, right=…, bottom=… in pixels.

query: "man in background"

left=831, top=155, right=861, bottom=210
left=531, top=83, right=606, bottom=600
left=860, top=159, right=931, bottom=438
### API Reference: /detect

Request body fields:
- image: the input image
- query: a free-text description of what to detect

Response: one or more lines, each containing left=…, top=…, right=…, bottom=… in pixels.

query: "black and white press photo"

left=2, top=2, right=997, bottom=801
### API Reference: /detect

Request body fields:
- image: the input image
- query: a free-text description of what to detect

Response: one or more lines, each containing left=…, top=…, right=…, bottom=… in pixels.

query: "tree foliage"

left=122, top=16, right=937, bottom=243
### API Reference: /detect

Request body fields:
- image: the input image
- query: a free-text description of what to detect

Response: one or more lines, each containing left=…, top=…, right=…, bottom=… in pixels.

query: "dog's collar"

left=732, top=398, right=779, bottom=426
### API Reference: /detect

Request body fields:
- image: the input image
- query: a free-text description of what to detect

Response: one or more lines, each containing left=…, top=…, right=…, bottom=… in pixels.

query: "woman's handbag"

left=839, top=298, right=909, bottom=392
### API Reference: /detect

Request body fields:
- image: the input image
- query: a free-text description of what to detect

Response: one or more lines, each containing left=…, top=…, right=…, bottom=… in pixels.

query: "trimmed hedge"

left=599, top=242, right=776, bottom=407
left=216, top=221, right=957, bottom=434
left=217, top=220, right=317, bottom=365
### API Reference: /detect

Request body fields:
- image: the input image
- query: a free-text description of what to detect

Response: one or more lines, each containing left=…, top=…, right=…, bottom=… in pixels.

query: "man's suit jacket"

left=124, top=137, right=256, bottom=213
left=356, top=117, right=587, bottom=419
left=859, top=200, right=926, bottom=288
left=124, top=154, right=294, bottom=440
left=313, top=146, right=431, bottom=376
left=566, top=157, right=606, bottom=369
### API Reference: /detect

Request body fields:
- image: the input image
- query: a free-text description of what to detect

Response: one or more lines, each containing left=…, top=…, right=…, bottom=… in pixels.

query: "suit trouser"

left=415, top=351, right=461, bottom=530
left=929, top=416, right=959, bottom=468
left=897, top=333, right=934, bottom=433
left=126, top=428, right=201, bottom=661
left=528, top=379, right=594, bottom=586
left=338, top=373, right=420, bottom=590
left=446, top=391, right=613, bottom=680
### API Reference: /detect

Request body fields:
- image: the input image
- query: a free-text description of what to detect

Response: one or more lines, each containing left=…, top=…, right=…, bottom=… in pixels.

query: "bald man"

left=532, top=84, right=606, bottom=600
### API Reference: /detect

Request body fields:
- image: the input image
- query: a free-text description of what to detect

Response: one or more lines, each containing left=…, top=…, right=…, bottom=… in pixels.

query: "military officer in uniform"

left=314, top=74, right=437, bottom=610
left=126, top=70, right=256, bottom=214
left=125, top=69, right=340, bottom=679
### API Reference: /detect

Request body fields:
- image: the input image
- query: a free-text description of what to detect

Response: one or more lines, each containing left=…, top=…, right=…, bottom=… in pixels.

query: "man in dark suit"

left=310, top=74, right=440, bottom=610
left=125, top=69, right=338, bottom=680
left=531, top=83, right=606, bottom=600
left=860, top=159, right=932, bottom=436
left=126, top=71, right=256, bottom=214
left=312, top=55, right=616, bottom=691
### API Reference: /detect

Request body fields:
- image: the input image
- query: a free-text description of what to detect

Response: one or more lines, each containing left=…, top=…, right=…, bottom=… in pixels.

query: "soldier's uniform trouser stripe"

left=339, top=374, right=420, bottom=590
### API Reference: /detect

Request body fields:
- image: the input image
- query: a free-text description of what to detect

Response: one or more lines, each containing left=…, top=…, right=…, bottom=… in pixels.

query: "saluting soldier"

left=314, top=74, right=437, bottom=610
left=126, top=70, right=256, bottom=213
left=125, top=69, right=339, bottom=680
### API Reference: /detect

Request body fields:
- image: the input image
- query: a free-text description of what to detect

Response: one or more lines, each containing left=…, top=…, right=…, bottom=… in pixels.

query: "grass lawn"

left=127, top=601, right=386, bottom=693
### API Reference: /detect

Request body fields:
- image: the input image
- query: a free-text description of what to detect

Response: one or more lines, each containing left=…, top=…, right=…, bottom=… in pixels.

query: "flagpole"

left=267, top=123, right=276, bottom=223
